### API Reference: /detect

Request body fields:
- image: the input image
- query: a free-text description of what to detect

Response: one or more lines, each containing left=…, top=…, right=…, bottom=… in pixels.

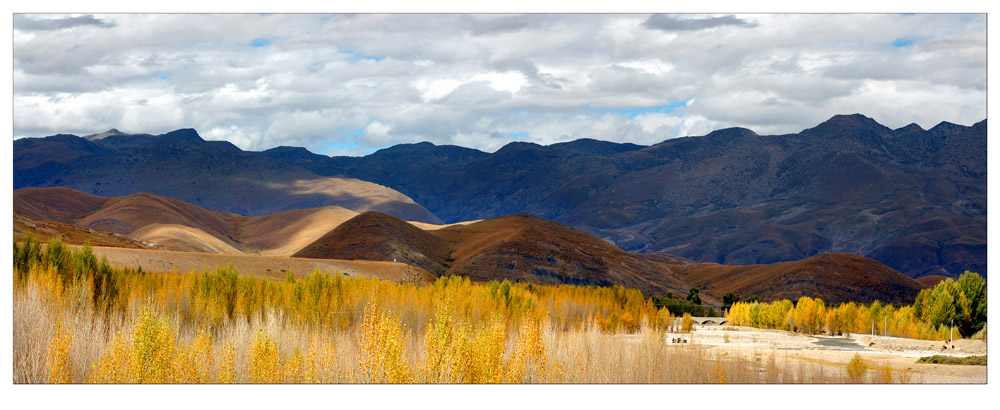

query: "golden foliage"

left=357, top=301, right=412, bottom=383
left=46, top=319, right=74, bottom=384
left=507, top=317, right=547, bottom=383
left=681, top=313, right=694, bottom=333
left=248, top=331, right=282, bottom=384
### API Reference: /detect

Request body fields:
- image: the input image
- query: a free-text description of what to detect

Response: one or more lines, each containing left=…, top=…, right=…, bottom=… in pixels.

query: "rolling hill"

left=14, top=187, right=922, bottom=303
left=294, top=211, right=701, bottom=299
left=13, top=187, right=444, bottom=255
left=293, top=211, right=922, bottom=303
left=665, top=253, right=922, bottom=304
left=14, top=211, right=149, bottom=249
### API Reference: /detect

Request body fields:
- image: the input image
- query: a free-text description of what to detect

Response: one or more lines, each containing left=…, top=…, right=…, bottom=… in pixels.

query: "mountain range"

left=13, top=114, right=986, bottom=279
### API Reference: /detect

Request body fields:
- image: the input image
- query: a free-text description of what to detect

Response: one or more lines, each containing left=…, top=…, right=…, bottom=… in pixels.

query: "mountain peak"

left=704, top=127, right=759, bottom=141
left=157, top=128, right=205, bottom=144
left=84, top=128, right=128, bottom=140
left=549, top=138, right=646, bottom=155
left=494, top=141, right=543, bottom=155
left=802, top=113, right=892, bottom=137
left=894, top=123, right=925, bottom=133
left=265, top=146, right=314, bottom=155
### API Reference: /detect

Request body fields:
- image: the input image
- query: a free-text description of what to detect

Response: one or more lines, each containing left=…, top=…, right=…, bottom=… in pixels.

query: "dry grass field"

left=86, top=246, right=436, bottom=285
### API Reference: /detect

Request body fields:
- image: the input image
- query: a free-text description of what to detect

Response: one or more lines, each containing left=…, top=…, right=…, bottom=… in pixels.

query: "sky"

left=11, top=13, right=987, bottom=156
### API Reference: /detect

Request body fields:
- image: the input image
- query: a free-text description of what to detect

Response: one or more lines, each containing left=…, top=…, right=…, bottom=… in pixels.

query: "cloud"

left=643, top=14, right=756, bottom=32
left=12, top=14, right=986, bottom=154
left=13, top=14, right=115, bottom=31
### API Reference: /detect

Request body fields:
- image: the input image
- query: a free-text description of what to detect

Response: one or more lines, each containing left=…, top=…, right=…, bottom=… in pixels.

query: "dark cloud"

left=14, top=14, right=115, bottom=31
left=643, top=14, right=756, bottom=32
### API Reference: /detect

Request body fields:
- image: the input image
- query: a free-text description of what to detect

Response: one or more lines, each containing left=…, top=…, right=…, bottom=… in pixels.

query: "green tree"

left=927, top=284, right=957, bottom=329
left=686, top=288, right=701, bottom=305
left=722, top=292, right=740, bottom=307
left=956, top=271, right=987, bottom=336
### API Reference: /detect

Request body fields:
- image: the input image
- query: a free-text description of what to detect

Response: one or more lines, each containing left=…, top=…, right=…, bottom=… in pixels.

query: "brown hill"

left=14, top=211, right=148, bottom=249
left=293, top=211, right=453, bottom=275
left=915, top=275, right=949, bottom=289
left=13, top=187, right=107, bottom=222
left=438, top=214, right=697, bottom=299
left=15, top=186, right=240, bottom=248
left=294, top=211, right=702, bottom=299
left=668, top=253, right=922, bottom=304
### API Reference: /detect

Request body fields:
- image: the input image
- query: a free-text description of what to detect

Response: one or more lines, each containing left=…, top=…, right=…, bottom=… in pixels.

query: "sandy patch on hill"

left=408, top=220, right=482, bottom=230
left=132, top=224, right=242, bottom=254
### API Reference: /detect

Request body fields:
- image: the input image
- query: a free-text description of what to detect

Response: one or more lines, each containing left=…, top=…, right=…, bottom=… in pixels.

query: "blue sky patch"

left=584, top=100, right=691, bottom=118
left=250, top=38, right=272, bottom=48
left=340, top=49, right=385, bottom=62
left=892, top=38, right=914, bottom=48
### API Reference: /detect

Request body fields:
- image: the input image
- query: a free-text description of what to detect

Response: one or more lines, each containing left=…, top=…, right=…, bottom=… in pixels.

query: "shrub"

left=846, top=353, right=867, bottom=382
left=917, top=355, right=987, bottom=366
